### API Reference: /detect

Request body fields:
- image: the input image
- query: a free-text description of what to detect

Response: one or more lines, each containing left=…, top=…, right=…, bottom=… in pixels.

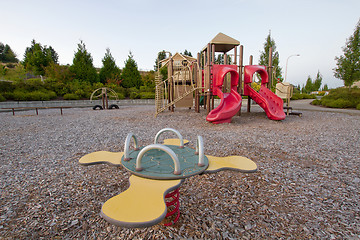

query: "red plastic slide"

left=243, top=65, right=285, bottom=121
left=206, top=65, right=242, bottom=124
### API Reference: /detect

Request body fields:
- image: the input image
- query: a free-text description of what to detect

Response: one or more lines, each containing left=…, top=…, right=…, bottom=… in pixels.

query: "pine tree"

left=121, top=51, right=142, bottom=89
left=314, top=71, right=322, bottom=91
left=334, top=19, right=360, bottom=88
left=304, top=76, right=313, bottom=93
left=22, top=40, right=58, bottom=75
left=154, top=50, right=167, bottom=71
left=99, top=48, right=121, bottom=84
left=259, top=31, right=282, bottom=87
left=183, top=49, right=192, bottom=57
left=70, top=41, right=98, bottom=83
left=0, top=42, right=18, bottom=63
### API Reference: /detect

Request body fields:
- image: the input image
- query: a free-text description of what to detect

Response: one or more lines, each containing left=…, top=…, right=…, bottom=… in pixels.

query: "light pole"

left=284, top=54, right=300, bottom=82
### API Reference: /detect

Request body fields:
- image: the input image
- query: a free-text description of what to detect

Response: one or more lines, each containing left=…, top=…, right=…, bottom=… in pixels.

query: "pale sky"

left=2, top=0, right=359, bottom=88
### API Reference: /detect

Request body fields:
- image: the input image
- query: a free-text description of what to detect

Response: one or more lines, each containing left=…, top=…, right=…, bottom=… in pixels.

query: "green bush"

left=0, top=93, right=6, bottom=101
left=27, top=91, right=57, bottom=101
left=140, top=92, right=155, bottom=99
left=311, top=99, right=321, bottom=105
left=357, top=103, right=360, bottom=110
left=291, top=93, right=317, bottom=100
left=2, top=92, right=14, bottom=100
left=13, top=89, right=28, bottom=101
left=0, top=81, right=15, bottom=92
left=129, top=91, right=140, bottom=99
left=318, top=87, right=360, bottom=109
left=63, top=93, right=80, bottom=100
left=24, top=78, right=44, bottom=92
left=327, top=99, right=352, bottom=108
left=11, top=89, right=57, bottom=101
left=140, top=86, right=154, bottom=92
left=117, top=93, right=125, bottom=99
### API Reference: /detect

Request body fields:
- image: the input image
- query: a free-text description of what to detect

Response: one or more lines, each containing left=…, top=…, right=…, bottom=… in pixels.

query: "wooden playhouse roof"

left=160, top=53, right=197, bottom=67
left=204, top=32, right=240, bottom=53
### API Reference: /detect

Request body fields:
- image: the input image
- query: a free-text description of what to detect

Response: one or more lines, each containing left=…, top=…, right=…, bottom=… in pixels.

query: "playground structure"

left=90, top=87, right=119, bottom=110
left=79, top=128, right=257, bottom=227
left=155, top=33, right=287, bottom=123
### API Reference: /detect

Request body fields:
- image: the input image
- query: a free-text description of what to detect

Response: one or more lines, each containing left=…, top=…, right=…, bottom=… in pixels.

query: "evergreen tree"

left=322, top=84, right=329, bottom=91
left=154, top=50, right=167, bottom=71
left=69, top=40, right=98, bottom=83
left=0, top=42, right=18, bottom=63
left=304, top=76, right=313, bottom=93
left=334, top=19, right=360, bottom=88
left=182, top=49, right=192, bottom=57
left=314, top=71, right=322, bottom=91
left=23, top=39, right=58, bottom=75
left=259, top=31, right=282, bottom=87
left=121, top=51, right=142, bottom=89
left=99, top=48, right=121, bottom=84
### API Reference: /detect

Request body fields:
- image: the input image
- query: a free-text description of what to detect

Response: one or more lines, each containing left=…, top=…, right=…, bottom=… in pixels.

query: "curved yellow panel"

left=162, top=138, right=189, bottom=146
left=101, top=175, right=182, bottom=228
left=79, top=151, right=123, bottom=166
left=205, top=155, right=257, bottom=173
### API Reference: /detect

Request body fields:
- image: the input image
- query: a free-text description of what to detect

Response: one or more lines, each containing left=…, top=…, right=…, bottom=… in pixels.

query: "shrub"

left=357, top=103, right=360, bottom=110
left=311, top=99, right=321, bottom=105
left=0, top=81, right=15, bottom=92
left=13, top=90, right=29, bottom=101
left=24, top=78, right=44, bottom=92
left=63, top=93, right=80, bottom=100
left=328, top=99, right=353, bottom=108
left=140, top=92, right=155, bottom=99
left=27, top=91, right=56, bottom=101
left=0, top=93, right=6, bottom=101
left=140, top=86, right=154, bottom=92
left=291, top=93, right=316, bottom=100
left=3, top=92, right=14, bottom=100
left=318, top=87, right=360, bottom=108
left=129, top=91, right=140, bottom=99
left=117, top=93, right=125, bottom=99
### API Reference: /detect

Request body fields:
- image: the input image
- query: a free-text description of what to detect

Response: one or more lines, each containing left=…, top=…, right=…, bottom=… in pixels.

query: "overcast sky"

left=2, top=0, right=359, bottom=88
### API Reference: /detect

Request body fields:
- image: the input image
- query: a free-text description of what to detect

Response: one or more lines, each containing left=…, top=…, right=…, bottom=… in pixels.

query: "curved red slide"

left=244, top=65, right=285, bottom=121
left=206, top=65, right=242, bottom=124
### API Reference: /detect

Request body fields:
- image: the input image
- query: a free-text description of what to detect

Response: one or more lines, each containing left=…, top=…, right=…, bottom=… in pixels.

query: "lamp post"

left=284, top=54, right=300, bottom=82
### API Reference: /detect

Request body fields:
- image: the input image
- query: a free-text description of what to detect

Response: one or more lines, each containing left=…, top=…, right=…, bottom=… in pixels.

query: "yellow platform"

left=101, top=175, right=182, bottom=228
left=79, top=151, right=123, bottom=166
left=162, top=138, right=189, bottom=145
left=205, top=155, right=257, bottom=173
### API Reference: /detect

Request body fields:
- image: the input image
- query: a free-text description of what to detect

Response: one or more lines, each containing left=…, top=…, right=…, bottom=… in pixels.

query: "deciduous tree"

left=334, top=19, right=360, bottom=88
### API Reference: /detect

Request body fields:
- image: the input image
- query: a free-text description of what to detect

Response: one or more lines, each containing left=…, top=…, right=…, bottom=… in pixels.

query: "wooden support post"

left=12, top=108, right=15, bottom=115
left=247, top=55, right=253, bottom=113
left=234, top=46, right=237, bottom=65
left=237, top=45, right=243, bottom=116
left=168, top=58, right=174, bottom=112
left=268, top=47, right=273, bottom=89
left=60, top=107, right=63, bottom=115
left=102, top=94, right=105, bottom=110
left=36, top=108, right=39, bottom=115
left=105, top=90, right=108, bottom=109
left=206, top=44, right=211, bottom=114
